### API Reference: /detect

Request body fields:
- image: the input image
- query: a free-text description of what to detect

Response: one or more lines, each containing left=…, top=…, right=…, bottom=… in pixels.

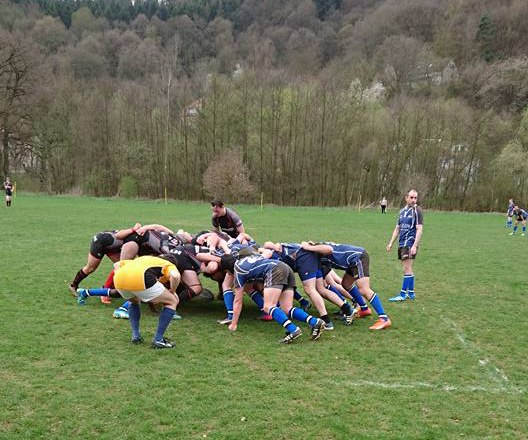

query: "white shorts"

left=118, top=281, right=165, bottom=302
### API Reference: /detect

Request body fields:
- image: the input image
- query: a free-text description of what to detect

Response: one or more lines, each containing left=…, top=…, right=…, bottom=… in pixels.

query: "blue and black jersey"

left=319, top=242, right=365, bottom=270
left=508, top=202, right=515, bottom=216
left=398, top=206, right=424, bottom=248
left=233, top=256, right=281, bottom=288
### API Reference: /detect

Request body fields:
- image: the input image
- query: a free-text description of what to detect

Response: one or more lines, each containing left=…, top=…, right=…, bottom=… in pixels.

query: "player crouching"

left=220, top=253, right=325, bottom=343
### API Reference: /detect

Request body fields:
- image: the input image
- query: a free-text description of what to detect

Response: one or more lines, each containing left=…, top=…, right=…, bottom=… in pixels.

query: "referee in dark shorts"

left=387, top=189, right=423, bottom=302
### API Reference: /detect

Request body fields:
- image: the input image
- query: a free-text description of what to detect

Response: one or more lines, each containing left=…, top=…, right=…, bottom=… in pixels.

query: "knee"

left=83, top=265, right=96, bottom=274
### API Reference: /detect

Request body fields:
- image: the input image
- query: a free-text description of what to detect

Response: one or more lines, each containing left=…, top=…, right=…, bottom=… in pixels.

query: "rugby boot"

left=369, top=318, right=392, bottom=330
left=354, top=306, right=372, bottom=318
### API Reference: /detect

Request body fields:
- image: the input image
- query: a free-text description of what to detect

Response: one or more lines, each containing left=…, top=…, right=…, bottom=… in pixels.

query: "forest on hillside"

left=1, top=0, right=528, bottom=210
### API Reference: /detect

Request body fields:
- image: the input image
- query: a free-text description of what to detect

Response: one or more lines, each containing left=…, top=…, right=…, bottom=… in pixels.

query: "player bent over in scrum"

left=113, top=256, right=181, bottom=348
left=221, top=254, right=325, bottom=343
left=69, top=224, right=142, bottom=302
left=301, top=241, right=391, bottom=330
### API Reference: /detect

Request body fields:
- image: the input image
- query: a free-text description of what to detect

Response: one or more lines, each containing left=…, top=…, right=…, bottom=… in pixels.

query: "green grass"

left=1, top=194, right=526, bottom=440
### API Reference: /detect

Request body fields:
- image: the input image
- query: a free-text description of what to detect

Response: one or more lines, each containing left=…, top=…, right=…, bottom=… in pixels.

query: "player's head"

left=514, top=205, right=519, bottom=210
left=5, top=177, right=10, bottom=182
left=176, top=229, right=192, bottom=243
left=210, top=198, right=226, bottom=215
left=509, top=199, right=514, bottom=203
left=406, top=189, right=418, bottom=206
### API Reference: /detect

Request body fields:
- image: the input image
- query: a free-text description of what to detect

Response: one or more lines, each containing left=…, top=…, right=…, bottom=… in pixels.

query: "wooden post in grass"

left=358, top=193, right=361, bottom=212
left=260, top=192, right=264, bottom=211
left=164, top=187, right=167, bottom=205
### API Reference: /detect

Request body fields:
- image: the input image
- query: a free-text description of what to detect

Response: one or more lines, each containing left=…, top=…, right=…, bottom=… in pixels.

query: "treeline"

left=1, top=0, right=528, bottom=210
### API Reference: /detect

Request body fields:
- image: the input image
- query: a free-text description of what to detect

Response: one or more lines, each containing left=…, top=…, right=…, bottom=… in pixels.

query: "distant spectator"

left=380, top=197, right=387, bottom=214
left=4, top=177, right=13, bottom=207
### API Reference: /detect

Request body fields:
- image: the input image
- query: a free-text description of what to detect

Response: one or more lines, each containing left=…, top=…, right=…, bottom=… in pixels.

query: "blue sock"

left=507, top=219, right=512, bottom=227
left=348, top=286, right=367, bottom=309
left=269, top=306, right=298, bottom=333
left=401, top=274, right=412, bottom=296
left=513, top=226, right=518, bottom=232
left=327, top=284, right=346, bottom=301
left=288, top=307, right=318, bottom=326
left=294, top=288, right=310, bottom=308
left=223, top=289, right=234, bottom=319
left=523, top=226, right=526, bottom=233
left=249, top=290, right=264, bottom=310
left=85, top=288, right=110, bottom=296
left=369, top=293, right=388, bottom=320
left=154, top=307, right=175, bottom=342
left=117, top=301, right=130, bottom=311
left=128, top=303, right=141, bottom=339
left=407, top=275, right=415, bottom=298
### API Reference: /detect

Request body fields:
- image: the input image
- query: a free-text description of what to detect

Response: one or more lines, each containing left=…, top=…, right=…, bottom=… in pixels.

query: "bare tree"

left=0, top=31, right=38, bottom=177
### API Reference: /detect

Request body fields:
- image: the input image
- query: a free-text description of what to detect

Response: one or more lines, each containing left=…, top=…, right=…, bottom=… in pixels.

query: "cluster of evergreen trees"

left=1, top=0, right=528, bottom=210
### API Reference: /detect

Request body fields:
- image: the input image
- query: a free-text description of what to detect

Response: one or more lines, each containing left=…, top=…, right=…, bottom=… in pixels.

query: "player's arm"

left=387, top=225, right=400, bottom=252
left=115, top=223, right=142, bottom=239
left=168, top=268, right=181, bottom=293
left=228, top=285, right=245, bottom=331
left=410, top=208, right=424, bottom=255
left=235, top=232, right=252, bottom=243
left=410, top=225, right=423, bottom=255
left=300, top=242, right=333, bottom=254
left=136, top=224, right=174, bottom=236
left=259, top=248, right=274, bottom=259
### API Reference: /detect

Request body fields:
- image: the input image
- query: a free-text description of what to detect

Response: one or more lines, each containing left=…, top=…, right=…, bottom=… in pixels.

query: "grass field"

left=1, top=194, right=526, bottom=440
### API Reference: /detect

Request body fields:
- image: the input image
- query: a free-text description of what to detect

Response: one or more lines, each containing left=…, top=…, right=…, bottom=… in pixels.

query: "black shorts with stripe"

left=345, top=251, right=370, bottom=280
left=265, top=262, right=296, bottom=290
left=398, top=247, right=417, bottom=260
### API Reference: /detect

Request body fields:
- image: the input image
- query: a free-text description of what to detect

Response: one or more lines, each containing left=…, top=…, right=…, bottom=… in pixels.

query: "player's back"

left=320, top=242, right=364, bottom=269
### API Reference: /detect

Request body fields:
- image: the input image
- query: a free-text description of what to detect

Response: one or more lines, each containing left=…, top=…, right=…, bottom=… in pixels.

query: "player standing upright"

left=506, top=199, right=515, bottom=228
left=3, top=177, right=13, bottom=207
left=386, top=189, right=424, bottom=302
left=210, top=198, right=245, bottom=239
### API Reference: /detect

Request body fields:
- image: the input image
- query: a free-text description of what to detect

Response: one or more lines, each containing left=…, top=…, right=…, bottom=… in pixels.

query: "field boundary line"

left=340, top=379, right=522, bottom=394
left=441, top=317, right=521, bottom=394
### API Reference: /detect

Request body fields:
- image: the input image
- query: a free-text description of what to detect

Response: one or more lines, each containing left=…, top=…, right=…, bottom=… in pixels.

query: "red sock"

left=103, top=270, right=115, bottom=288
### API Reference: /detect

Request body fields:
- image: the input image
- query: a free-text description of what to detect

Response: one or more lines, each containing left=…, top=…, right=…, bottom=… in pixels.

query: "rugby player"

left=262, top=242, right=356, bottom=329
left=221, top=254, right=325, bottom=343
left=386, top=189, right=423, bottom=302
left=69, top=223, right=142, bottom=298
left=301, top=241, right=391, bottom=330
left=506, top=199, right=515, bottom=228
left=210, top=198, right=245, bottom=239
left=112, top=255, right=181, bottom=348
left=510, top=205, right=527, bottom=236
left=3, top=177, right=13, bottom=207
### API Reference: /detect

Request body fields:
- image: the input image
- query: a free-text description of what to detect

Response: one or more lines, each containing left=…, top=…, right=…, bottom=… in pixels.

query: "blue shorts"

left=295, top=250, right=323, bottom=281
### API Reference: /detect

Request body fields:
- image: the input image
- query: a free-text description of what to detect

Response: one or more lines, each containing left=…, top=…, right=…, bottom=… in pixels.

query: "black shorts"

left=345, top=251, right=370, bottom=280
left=398, top=247, right=417, bottom=260
left=5, top=189, right=12, bottom=196
left=89, top=232, right=115, bottom=259
left=320, top=265, right=332, bottom=279
left=265, top=263, right=296, bottom=290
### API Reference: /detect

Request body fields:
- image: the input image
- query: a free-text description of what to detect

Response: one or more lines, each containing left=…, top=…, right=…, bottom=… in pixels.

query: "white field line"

left=441, top=317, right=521, bottom=393
left=340, top=379, right=520, bottom=394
